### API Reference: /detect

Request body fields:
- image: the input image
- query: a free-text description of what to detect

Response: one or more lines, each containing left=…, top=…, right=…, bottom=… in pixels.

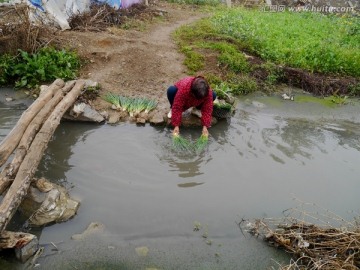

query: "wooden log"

left=0, top=81, right=76, bottom=194
left=0, top=79, right=65, bottom=167
left=0, top=80, right=85, bottom=233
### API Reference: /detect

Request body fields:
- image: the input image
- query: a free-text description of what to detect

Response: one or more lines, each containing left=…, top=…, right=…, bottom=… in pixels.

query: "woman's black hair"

left=191, top=76, right=209, bottom=99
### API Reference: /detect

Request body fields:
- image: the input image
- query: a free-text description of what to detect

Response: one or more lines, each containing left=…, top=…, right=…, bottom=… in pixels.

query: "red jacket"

left=171, top=77, right=213, bottom=128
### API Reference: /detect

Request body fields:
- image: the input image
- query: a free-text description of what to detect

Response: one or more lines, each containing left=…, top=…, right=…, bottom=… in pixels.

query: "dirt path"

left=60, top=3, right=203, bottom=119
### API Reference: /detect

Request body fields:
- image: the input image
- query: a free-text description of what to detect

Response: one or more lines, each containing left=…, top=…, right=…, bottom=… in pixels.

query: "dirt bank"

left=58, top=2, right=205, bottom=121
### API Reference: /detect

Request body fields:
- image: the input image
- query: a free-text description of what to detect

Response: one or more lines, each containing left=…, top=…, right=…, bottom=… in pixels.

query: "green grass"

left=211, top=9, right=360, bottom=77
left=173, top=7, right=360, bottom=99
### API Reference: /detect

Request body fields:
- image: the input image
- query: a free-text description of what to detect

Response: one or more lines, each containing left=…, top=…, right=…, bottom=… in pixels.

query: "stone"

left=15, top=236, right=39, bottom=263
left=65, top=103, right=106, bottom=123
left=19, top=178, right=80, bottom=227
left=5, top=97, right=13, bottom=102
left=0, top=231, right=39, bottom=263
left=84, top=80, right=99, bottom=89
left=108, top=112, right=120, bottom=124
left=71, top=222, right=105, bottom=240
left=136, top=117, right=146, bottom=124
left=149, top=113, right=165, bottom=125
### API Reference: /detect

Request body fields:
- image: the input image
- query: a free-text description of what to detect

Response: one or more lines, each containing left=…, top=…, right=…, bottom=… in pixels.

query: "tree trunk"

left=0, top=81, right=76, bottom=194
left=0, top=80, right=85, bottom=233
left=0, top=79, right=65, bottom=167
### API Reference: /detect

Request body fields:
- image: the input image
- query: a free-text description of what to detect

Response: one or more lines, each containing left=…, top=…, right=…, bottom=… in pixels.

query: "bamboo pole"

left=0, top=81, right=76, bottom=194
left=0, top=80, right=85, bottom=233
left=0, top=79, right=65, bottom=167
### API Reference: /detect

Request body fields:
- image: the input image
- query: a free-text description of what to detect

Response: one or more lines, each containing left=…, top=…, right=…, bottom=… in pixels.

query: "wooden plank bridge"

left=0, top=79, right=85, bottom=261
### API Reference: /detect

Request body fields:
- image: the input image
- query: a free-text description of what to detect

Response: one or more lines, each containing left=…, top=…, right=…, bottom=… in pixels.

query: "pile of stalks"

left=0, top=5, right=59, bottom=54
left=241, top=200, right=360, bottom=270
left=69, top=3, right=159, bottom=31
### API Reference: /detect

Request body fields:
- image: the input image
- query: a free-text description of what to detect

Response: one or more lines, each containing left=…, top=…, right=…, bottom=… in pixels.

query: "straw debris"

left=241, top=200, right=360, bottom=270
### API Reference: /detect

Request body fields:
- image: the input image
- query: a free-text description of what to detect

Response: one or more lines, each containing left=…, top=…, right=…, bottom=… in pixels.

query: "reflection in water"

left=37, top=121, right=101, bottom=187
left=166, top=157, right=204, bottom=178
left=322, top=120, right=360, bottom=151
left=177, top=182, right=204, bottom=188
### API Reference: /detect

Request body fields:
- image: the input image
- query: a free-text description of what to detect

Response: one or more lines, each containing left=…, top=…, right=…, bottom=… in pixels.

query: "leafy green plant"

left=325, top=93, right=349, bottom=105
left=213, top=82, right=233, bottom=100
left=213, top=102, right=232, bottom=110
left=6, top=47, right=80, bottom=88
left=0, top=54, right=16, bottom=85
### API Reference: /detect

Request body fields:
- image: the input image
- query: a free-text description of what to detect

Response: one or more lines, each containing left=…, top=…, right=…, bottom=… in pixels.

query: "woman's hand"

left=173, top=126, right=180, bottom=136
left=202, top=126, right=209, bottom=137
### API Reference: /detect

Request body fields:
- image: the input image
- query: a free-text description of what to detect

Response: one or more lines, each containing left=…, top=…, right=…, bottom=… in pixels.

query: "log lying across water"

left=0, top=79, right=65, bottom=167
left=0, top=79, right=85, bottom=259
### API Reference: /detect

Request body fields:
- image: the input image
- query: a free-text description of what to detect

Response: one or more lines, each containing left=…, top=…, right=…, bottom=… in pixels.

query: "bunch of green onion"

left=194, top=134, right=208, bottom=153
left=119, top=96, right=132, bottom=112
left=103, top=93, right=121, bottom=110
left=104, top=93, right=158, bottom=116
left=145, top=99, right=158, bottom=114
left=172, top=134, right=193, bottom=152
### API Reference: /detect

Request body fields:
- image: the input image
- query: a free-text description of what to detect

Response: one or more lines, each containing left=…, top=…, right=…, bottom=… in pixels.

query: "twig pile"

left=242, top=200, right=360, bottom=270
left=0, top=5, right=59, bottom=54
left=68, top=3, right=157, bottom=31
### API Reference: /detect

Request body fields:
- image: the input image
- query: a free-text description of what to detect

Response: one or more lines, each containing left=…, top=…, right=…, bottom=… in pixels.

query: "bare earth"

left=60, top=3, right=203, bottom=121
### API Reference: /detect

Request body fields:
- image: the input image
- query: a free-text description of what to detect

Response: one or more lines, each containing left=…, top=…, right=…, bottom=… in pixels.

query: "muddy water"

left=1, top=90, right=360, bottom=270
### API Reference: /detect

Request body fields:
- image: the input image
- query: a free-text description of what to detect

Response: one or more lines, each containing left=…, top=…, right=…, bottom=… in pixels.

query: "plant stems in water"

left=172, top=134, right=193, bottom=152
left=194, top=134, right=208, bottom=152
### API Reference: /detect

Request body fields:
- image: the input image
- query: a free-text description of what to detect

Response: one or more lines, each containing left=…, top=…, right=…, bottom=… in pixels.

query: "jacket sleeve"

left=171, top=90, right=186, bottom=127
left=200, top=90, right=213, bottom=128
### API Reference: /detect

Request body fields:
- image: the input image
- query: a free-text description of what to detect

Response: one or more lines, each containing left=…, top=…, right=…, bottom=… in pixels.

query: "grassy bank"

left=173, top=7, right=360, bottom=97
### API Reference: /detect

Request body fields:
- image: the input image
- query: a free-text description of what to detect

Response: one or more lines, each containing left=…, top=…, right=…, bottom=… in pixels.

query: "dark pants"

left=167, top=85, right=217, bottom=108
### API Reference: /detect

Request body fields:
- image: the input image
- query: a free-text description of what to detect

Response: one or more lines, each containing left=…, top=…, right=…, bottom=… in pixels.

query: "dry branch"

left=0, top=79, right=65, bottom=167
left=0, top=81, right=76, bottom=194
left=0, top=80, right=85, bottom=233
left=242, top=201, right=360, bottom=270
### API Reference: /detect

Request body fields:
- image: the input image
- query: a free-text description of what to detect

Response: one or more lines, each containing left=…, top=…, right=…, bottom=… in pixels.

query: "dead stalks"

left=241, top=199, right=360, bottom=270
